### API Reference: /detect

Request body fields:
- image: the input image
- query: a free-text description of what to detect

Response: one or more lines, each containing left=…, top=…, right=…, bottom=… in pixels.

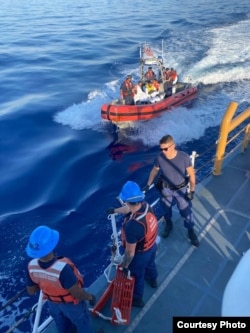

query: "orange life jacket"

left=145, top=71, right=156, bottom=80
left=28, top=257, right=84, bottom=304
left=121, top=80, right=134, bottom=97
left=121, top=203, right=158, bottom=252
left=152, top=80, right=160, bottom=91
left=171, top=70, right=177, bottom=81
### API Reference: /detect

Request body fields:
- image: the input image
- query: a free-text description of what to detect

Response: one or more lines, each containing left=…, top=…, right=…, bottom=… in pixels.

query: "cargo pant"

left=128, top=243, right=158, bottom=300
left=48, top=299, right=93, bottom=333
left=161, top=187, right=195, bottom=229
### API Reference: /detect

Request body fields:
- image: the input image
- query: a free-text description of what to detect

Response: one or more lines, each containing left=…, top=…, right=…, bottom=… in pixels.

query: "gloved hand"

left=89, top=294, right=96, bottom=306
left=186, top=191, right=195, bottom=201
left=121, top=267, right=129, bottom=278
left=111, top=244, right=117, bottom=253
left=142, top=185, right=150, bottom=193
left=107, top=207, right=115, bottom=215
left=154, top=178, right=163, bottom=191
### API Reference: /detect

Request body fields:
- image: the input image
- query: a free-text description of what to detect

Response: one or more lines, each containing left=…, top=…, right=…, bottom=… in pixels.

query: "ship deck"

left=43, top=146, right=250, bottom=333
left=89, top=147, right=250, bottom=333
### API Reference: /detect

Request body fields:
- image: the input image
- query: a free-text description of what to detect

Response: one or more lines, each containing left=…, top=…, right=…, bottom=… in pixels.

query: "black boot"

left=132, top=297, right=145, bottom=308
left=188, top=229, right=199, bottom=247
left=145, top=277, right=158, bottom=288
left=162, top=219, right=173, bottom=238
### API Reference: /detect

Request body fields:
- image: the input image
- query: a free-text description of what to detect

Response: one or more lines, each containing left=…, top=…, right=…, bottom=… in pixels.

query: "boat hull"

left=101, top=85, right=197, bottom=122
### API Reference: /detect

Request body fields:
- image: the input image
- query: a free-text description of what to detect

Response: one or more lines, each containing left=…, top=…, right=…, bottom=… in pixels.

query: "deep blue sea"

left=0, top=0, right=249, bottom=331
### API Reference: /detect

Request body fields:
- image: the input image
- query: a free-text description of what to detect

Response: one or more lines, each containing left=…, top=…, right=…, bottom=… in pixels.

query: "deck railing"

left=213, top=101, right=250, bottom=175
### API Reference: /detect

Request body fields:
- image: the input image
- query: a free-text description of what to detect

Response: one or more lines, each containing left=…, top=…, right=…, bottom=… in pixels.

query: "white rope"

left=89, top=309, right=112, bottom=321
left=113, top=307, right=127, bottom=324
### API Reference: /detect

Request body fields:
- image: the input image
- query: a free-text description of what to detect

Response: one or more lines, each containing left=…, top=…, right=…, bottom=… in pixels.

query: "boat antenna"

left=161, top=39, right=164, bottom=60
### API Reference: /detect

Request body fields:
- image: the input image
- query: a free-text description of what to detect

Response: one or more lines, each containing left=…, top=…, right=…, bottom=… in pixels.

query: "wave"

left=185, top=19, right=250, bottom=84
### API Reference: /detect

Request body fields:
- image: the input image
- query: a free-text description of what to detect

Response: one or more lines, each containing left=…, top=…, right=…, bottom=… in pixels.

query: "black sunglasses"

left=160, top=144, right=174, bottom=151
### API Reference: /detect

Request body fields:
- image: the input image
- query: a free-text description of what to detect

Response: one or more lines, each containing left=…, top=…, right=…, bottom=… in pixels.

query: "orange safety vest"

left=152, top=80, right=160, bottom=91
left=171, top=70, right=177, bottom=81
left=121, top=203, right=158, bottom=252
left=165, top=71, right=171, bottom=80
left=121, top=80, right=134, bottom=97
left=28, top=257, right=84, bottom=304
left=145, top=71, right=156, bottom=80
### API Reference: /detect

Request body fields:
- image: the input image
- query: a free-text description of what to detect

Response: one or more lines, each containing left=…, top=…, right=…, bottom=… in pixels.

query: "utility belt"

left=45, top=293, right=78, bottom=304
left=162, top=179, right=187, bottom=191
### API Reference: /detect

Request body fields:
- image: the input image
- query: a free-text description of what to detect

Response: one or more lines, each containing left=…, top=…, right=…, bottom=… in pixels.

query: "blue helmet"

left=26, top=226, right=59, bottom=258
left=119, top=181, right=145, bottom=203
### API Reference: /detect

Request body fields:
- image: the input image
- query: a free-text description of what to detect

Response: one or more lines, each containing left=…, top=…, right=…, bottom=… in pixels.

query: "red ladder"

left=91, top=266, right=135, bottom=325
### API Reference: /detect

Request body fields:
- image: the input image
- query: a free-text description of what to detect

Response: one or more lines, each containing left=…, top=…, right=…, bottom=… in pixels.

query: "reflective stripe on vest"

left=122, top=80, right=134, bottom=97
left=28, top=257, right=84, bottom=304
left=122, top=203, right=158, bottom=252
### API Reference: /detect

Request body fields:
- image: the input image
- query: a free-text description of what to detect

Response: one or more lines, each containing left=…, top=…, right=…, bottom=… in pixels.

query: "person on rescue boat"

left=170, top=68, right=178, bottom=94
left=25, top=225, right=96, bottom=333
left=163, top=68, right=173, bottom=97
left=107, top=181, right=158, bottom=308
left=145, top=80, right=161, bottom=103
left=144, top=66, right=157, bottom=81
left=158, top=66, right=166, bottom=82
left=133, top=80, right=150, bottom=104
left=164, top=68, right=171, bottom=81
left=120, top=74, right=135, bottom=105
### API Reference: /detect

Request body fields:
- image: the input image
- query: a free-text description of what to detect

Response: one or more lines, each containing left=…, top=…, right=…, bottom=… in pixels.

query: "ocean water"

left=0, top=0, right=249, bottom=331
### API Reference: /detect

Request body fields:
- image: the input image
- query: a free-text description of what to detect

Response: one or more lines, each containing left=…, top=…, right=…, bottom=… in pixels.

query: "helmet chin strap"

left=126, top=202, right=142, bottom=213
left=39, top=252, right=55, bottom=262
